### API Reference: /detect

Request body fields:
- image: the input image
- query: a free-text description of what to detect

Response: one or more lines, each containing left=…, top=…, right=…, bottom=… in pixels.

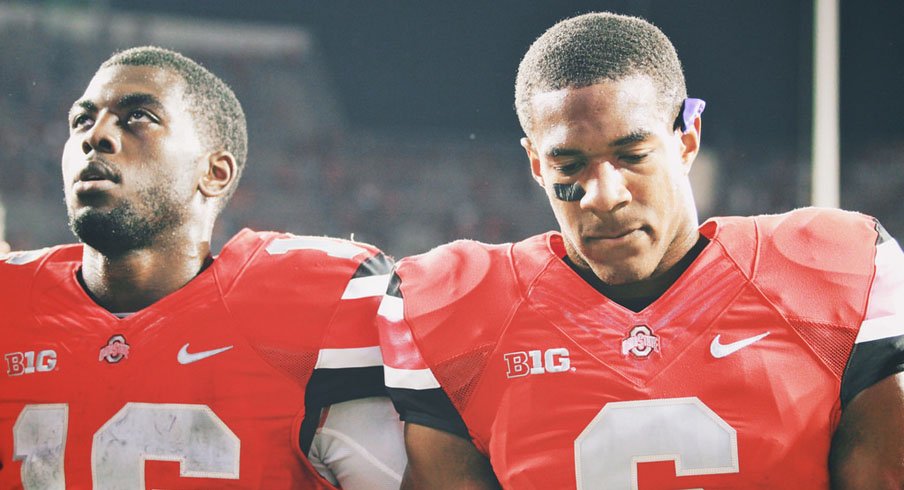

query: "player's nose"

left=82, top=113, right=121, bottom=155
left=579, top=161, right=631, bottom=213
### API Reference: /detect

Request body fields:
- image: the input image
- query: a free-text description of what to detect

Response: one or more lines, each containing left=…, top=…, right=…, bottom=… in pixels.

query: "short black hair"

left=101, top=46, right=248, bottom=201
left=515, top=12, right=687, bottom=136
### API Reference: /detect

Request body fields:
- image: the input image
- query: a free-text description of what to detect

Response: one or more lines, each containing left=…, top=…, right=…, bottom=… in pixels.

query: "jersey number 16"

left=13, top=402, right=240, bottom=489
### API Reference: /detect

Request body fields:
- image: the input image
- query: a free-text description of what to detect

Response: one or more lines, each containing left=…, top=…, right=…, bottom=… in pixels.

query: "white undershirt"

left=307, top=396, right=407, bottom=489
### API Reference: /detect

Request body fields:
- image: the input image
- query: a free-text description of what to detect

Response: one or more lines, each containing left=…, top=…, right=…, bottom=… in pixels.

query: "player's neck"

left=565, top=234, right=709, bottom=312
left=79, top=238, right=213, bottom=313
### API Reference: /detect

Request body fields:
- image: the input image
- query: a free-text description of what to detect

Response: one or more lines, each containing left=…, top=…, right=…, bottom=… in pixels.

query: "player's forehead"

left=529, top=76, right=668, bottom=154
left=73, top=64, right=188, bottom=113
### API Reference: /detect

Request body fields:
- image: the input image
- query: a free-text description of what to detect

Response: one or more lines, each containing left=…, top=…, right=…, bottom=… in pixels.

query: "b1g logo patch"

left=503, top=348, right=571, bottom=378
left=5, top=350, right=58, bottom=376
left=99, top=335, right=130, bottom=363
left=621, top=325, right=660, bottom=358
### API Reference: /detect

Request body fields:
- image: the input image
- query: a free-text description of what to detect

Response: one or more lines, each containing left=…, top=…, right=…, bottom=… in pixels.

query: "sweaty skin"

left=830, top=373, right=904, bottom=489
left=522, top=76, right=701, bottom=291
left=62, top=64, right=236, bottom=312
left=401, top=424, right=500, bottom=490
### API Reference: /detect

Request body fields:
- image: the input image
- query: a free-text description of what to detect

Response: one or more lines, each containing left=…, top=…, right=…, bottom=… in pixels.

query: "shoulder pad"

left=707, top=207, right=877, bottom=325
left=0, top=244, right=80, bottom=310
left=395, top=239, right=524, bottom=362
left=1, top=244, right=78, bottom=268
left=218, top=230, right=389, bottom=351
left=216, top=229, right=387, bottom=294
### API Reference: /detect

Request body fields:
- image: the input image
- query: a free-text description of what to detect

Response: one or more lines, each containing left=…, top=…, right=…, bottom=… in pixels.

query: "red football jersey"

left=0, top=229, right=393, bottom=489
left=380, top=208, right=904, bottom=489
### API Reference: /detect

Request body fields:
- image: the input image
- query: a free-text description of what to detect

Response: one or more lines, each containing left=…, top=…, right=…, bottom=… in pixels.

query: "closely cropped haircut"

left=515, top=12, right=687, bottom=136
left=101, top=46, right=248, bottom=203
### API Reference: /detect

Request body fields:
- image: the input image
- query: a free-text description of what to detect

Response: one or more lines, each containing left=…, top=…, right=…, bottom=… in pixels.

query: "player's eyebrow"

left=547, top=147, right=584, bottom=158
left=69, top=99, right=97, bottom=118
left=115, top=92, right=165, bottom=113
left=609, top=130, right=653, bottom=148
left=545, top=130, right=654, bottom=157
left=69, top=93, right=166, bottom=119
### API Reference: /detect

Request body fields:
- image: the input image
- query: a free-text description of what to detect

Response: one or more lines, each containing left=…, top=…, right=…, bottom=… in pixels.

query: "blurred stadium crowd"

left=1, top=3, right=901, bottom=259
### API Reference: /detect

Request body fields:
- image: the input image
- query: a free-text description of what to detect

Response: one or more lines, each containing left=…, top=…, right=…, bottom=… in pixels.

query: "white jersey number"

left=13, top=404, right=68, bottom=489
left=574, top=397, right=739, bottom=489
left=13, top=403, right=240, bottom=488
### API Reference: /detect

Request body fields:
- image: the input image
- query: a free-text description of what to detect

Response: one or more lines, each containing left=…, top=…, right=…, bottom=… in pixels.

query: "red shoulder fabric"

left=707, top=207, right=875, bottom=327
left=704, top=208, right=877, bottom=381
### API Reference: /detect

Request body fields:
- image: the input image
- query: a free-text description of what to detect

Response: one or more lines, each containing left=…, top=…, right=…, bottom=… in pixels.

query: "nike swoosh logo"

left=177, top=343, right=234, bottom=365
left=710, top=332, right=770, bottom=359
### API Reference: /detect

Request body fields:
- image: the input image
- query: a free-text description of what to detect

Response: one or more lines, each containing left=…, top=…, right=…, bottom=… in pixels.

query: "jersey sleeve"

left=841, top=221, right=904, bottom=407
left=301, top=251, right=395, bottom=453
left=306, top=397, right=406, bottom=490
left=377, top=272, right=471, bottom=439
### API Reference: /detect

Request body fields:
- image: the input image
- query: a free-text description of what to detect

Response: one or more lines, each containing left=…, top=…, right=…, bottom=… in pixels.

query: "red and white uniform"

left=0, top=229, right=403, bottom=489
left=379, top=208, right=904, bottom=489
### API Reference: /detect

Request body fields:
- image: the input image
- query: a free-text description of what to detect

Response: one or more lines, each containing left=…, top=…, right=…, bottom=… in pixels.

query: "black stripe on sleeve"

left=386, top=271, right=403, bottom=298
left=383, top=273, right=470, bottom=439
left=875, top=219, right=893, bottom=245
left=300, top=365, right=386, bottom=453
left=352, top=253, right=394, bottom=279
left=386, top=386, right=471, bottom=440
left=840, top=334, right=904, bottom=409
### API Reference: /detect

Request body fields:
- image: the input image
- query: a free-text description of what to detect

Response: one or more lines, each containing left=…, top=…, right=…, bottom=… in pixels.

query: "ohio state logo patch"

left=99, top=335, right=130, bottom=363
left=621, top=325, right=660, bottom=358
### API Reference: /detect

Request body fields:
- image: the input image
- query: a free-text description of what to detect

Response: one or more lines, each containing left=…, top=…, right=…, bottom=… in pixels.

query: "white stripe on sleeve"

left=856, top=239, right=904, bottom=344
left=315, top=346, right=383, bottom=369
left=384, top=365, right=441, bottom=390
left=342, top=274, right=392, bottom=300
left=377, top=295, right=403, bottom=322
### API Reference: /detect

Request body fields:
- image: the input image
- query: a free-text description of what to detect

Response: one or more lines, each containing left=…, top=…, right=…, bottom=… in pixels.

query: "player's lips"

left=585, top=227, right=642, bottom=241
left=74, top=179, right=117, bottom=194
left=73, top=162, right=120, bottom=194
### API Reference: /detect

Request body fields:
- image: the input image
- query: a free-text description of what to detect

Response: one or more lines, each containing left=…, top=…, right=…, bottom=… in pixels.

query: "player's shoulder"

left=705, top=207, right=880, bottom=324
left=703, top=207, right=879, bottom=274
left=0, top=243, right=80, bottom=276
left=217, top=230, right=390, bottom=366
left=228, top=228, right=384, bottom=266
left=216, top=229, right=390, bottom=291
left=389, top=234, right=554, bottom=356
left=752, top=206, right=877, bottom=243
left=394, top=233, right=553, bottom=317
left=396, top=234, right=552, bottom=297
left=0, top=244, right=80, bottom=310
left=396, top=238, right=511, bottom=291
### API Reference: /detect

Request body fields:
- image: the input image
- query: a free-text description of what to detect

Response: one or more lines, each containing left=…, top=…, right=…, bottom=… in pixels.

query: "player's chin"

left=580, top=248, right=654, bottom=283
left=72, top=188, right=119, bottom=209
left=598, top=264, right=652, bottom=285
left=581, top=234, right=646, bottom=260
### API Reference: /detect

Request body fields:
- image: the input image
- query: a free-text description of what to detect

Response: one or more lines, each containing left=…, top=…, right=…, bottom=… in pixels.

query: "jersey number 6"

left=575, top=397, right=739, bottom=489
left=13, top=402, right=240, bottom=489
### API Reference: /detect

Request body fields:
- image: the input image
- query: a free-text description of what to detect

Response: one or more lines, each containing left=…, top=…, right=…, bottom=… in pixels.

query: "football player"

left=0, top=47, right=405, bottom=488
left=379, top=12, right=904, bottom=489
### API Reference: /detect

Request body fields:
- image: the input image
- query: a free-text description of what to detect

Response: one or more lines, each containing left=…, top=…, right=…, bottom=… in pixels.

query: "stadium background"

left=1, top=0, right=902, bottom=258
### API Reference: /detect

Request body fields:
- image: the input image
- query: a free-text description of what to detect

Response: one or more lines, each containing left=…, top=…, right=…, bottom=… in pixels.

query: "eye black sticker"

left=553, top=182, right=585, bottom=201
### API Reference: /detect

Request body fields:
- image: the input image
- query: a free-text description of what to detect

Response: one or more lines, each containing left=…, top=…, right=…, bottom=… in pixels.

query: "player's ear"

left=678, top=116, right=702, bottom=174
left=521, top=137, right=545, bottom=187
left=198, top=150, right=237, bottom=198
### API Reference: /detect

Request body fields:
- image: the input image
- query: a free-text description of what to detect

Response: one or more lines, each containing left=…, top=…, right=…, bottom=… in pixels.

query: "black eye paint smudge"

left=553, top=182, right=585, bottom=201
